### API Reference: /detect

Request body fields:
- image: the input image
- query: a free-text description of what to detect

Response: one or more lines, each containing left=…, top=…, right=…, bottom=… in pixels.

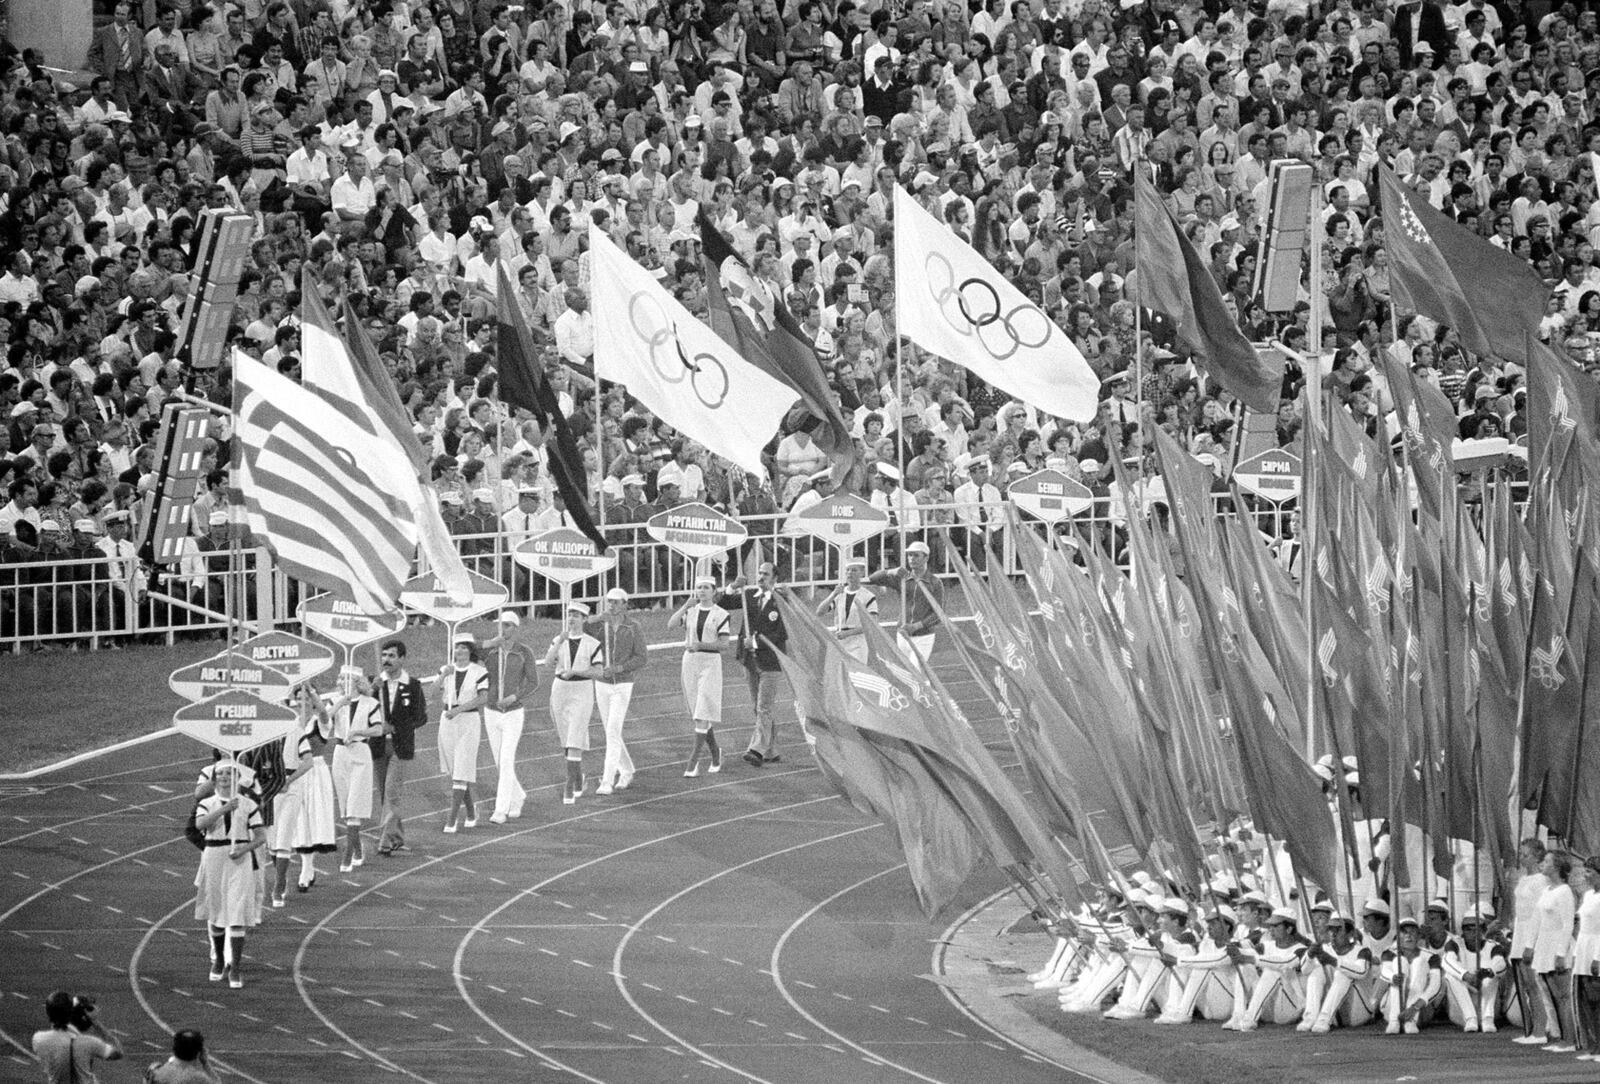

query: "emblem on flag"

left=975, top=612, right=997, bottom=650
left=849, top=671, right=909, bottom=711
left=1551, top=381, right=1577, bottom=433
left=1396, top=192, right=1430, bottom=244
left=1317, top=629, right=1338, bottom=687
left=1531, top=636, right=1567, bottom=691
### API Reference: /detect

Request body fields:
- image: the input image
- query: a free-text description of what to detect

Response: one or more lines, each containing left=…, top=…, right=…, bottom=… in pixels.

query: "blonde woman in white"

left=1532, top=850, right=1579, bottom=1052
left=669, top=576, right=732, bottom=777
left=437, top=633, right=489, bottom=831
left=542, top=602, right=603, bottom=804
left=193, top=762, right=265, bottom=989
left=329, top=667, right=385, bottom=872
left=1572, top=858, right=1600, bottom=1062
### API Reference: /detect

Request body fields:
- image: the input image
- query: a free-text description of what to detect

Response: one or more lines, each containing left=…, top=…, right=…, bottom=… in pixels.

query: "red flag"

left=1133, top=172, right=1283, bottom=412
left=1376, top=164, right=1548, bottom=362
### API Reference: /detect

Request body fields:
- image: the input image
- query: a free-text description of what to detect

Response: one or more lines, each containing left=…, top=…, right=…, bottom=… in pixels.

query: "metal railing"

left=0, top=498, right=1294, bottom=652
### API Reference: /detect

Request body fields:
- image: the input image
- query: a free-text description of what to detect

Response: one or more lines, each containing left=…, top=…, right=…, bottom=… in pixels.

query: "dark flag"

left=697, top=209, right=859, bottom=481
left=1376, top=164, right=1547, bottom=361
left=1133, top=172, right=1282, bottom=412
left=495, top=264, right=606, bottom=551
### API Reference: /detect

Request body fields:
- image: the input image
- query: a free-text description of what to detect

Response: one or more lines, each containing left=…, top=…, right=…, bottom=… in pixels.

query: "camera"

left=69, top=994, right=96, bottom=1032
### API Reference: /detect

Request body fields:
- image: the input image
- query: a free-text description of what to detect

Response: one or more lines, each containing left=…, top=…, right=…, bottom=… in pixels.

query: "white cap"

left=499, top=610, right=522, bottom=626
left=606, top=587, right=629, bottom=601
left=694, top=575, right=717, bottom=588
left=565, top=601, right=590, bottom=616
left=906, top=540, right=930, bottom=555
left=452, top=632, right=477, bottom=645
left=558, top=121, right=582, bottom=143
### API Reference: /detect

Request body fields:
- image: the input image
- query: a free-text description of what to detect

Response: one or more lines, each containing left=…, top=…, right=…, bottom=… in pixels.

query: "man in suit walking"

left=721, top=561, right=789, bottom=766
left=372, top=638, right=427, bottom=855
left=87, top=1, right=145, bottom=110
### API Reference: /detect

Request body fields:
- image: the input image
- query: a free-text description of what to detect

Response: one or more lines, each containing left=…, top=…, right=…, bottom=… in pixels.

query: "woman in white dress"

left=270, top=685, right=338, bottom=897
left=329, top=666, right=386, bottom=873
left=542, top=602, right=602, bottom=804
left=668, top=576, right=732, bottom=777
left=438, top=633, right=489, bottom=832
left=193, top=762, right=265, bottom=989
left=1533, top=850, right=1579, bottom=1052
left=1571, top=858, right=1600, bottom=1061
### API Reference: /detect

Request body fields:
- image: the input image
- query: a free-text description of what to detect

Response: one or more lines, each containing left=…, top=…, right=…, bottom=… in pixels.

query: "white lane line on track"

left=447, top=784, right=834, bottom=1082
left=294, top=766, right=821, bottom=1084
left=610, top=822, right=877, bottom=1084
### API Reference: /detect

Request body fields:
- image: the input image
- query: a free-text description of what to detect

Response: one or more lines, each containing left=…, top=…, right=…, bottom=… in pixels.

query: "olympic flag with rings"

left=590, top=226, right=799, bottom=476
left=892, top=187, right=1099, bottom=423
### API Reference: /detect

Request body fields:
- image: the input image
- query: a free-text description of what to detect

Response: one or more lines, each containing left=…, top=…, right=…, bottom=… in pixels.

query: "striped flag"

left=294, top=275, right=473, bottom=602
left=233, top=350, right=417, bottom=614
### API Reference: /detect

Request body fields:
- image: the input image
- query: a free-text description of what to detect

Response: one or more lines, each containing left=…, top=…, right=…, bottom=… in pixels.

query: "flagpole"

left=1302, top=186, right=1325, bottom=765
left=895, top=285, right=908, bottom=632
left=595, top=362, right=607, bottom=596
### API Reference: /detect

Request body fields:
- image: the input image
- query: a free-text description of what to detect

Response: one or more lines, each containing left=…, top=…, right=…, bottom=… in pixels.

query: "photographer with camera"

left=144, top=1029, right=220, bottom=1084
left=30, top=990, right=122, bottom=1083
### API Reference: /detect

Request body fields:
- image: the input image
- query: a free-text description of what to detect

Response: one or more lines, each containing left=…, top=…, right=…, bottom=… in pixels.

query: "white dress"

left=548, top=632, right=601, bottom=750
left=330, top=695, right=381, bottom=821
left=193, top=793, right=264, bottom=929
left=680, top=606, right=729, bottom=723
left=271, top=718, right=337, bottom=853
left=1572, top=891, right=1600, bottom=976
left=437, top=663, right=488, bottom=784
left=1533, top=883, right=1577, bottom=975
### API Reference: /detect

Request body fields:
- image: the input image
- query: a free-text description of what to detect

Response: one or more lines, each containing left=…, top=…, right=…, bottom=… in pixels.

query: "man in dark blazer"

left=372, top=638, right=427, bottom=855
left=86, top=0, right=144, bottom=110
left=720, top=561, right=789, bottom=767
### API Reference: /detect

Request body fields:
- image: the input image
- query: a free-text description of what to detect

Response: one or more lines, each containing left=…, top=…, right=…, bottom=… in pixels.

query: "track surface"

left=0, top=648, right=1097, bottom=1084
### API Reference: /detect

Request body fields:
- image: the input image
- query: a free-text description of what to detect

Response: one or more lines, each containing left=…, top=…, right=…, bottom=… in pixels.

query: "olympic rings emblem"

left=924, top=253, right=1054, bottom=361
left=628, top=292, right=730, bottom=408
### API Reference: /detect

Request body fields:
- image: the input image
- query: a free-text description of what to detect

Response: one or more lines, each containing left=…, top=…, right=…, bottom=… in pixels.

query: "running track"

left=0, top=650, right=1107, bottom=1084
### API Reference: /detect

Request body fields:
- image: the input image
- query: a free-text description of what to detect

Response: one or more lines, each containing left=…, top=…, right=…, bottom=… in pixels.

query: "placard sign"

left=298, top=593, right=408, bottom=647
left=1233, top=449, right=1303, bottom=504
left=232, top=631, right=336, bottom=684
left=169, top=651, right=294, bottom=703
left=1007, top=469, right=1093, bottom=523
left=788, top=493, right=891, bottom=549
left=173, top=689, right=300, bottom=754
left=646, top=502, right=748, bottom=560
left=513, top=528, right=618, bottom=586
left=399, top=569, right=509, bottom=624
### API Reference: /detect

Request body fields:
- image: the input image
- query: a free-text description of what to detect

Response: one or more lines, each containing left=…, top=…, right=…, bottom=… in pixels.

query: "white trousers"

left=483, top=707, right=526, bottom=817
left=595, top=682, right=636, bottom=786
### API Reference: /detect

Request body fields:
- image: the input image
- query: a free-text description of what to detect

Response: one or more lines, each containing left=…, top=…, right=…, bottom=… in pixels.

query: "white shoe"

left=1236, top=1019, right=1258, bottom=1032
left=707, top=759, right=722, bottom=774
left=1403, top=1021, right=1419, bottom=1035
left=616, top=772, right=633, bottom=790
left=1296, top=1019, right=1314, bottom=1032
left=1384, top=1022, right=1401, bottom=1035
left=351, top=855, right=364, bottom=868
left=1154, top=1014, right=1186, bottom=1025
left=489, top=813, right=508, bottom=824
left=339, top=862, right=353, bottom=874
left=595, top=783, right=614, bottom=795
left=1311, top=1022, right=1331, bottom=1034
left=508, top=807, right=523, bottom=819
left=462, top=815, right=478, bottom=828
left=1514, top=1034, right=1549, bottom=1045
left=1481, top=1021, right=1497, bottom=1033
left=271, top=894, right=285, bottom=908
left=1461, top=1020, right=1478, bottom=1033
left=1543, top=1043, right=1575, bottom=1053
left=443, top=824, right=458, bottom=834
left=1219, top=1018, right=1240, bottom=1031
left=209, top=963, right=225, bottom=982
left=683, top=764, right=700, bottom=778
left=227, top=967, right=243, bottom=990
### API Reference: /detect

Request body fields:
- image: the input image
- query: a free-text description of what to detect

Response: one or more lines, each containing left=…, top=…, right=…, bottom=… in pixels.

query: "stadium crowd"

left=0, top=0, right=1591, bottom=647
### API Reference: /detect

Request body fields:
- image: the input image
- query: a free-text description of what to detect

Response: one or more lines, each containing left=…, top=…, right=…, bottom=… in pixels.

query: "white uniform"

left=1303, top=941, right=1378, bottom=1030
left=193, top=794, right=264, bottom=930
left=331, top=695, right=381, bottom=821
left=1443, top=936, right=1508, bottom=1031
left=1238, top=936, right=1309, bottom=1027
left=549, top=632, right=602, bottom=750
left=831, top=585, right=878, bottom=661
left=681, top=605, right=730, bottom=724
left=437, top=663, right=488, bottom=784
left=270, top=720, right=336, bottom=854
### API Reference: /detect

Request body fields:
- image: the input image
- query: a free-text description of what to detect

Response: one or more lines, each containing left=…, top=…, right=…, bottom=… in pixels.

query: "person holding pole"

left=721, top=560, right=788, bottom=767
left=670, top=575, right=733, bottom=777
left=482, top=611, right=539, bottom=823
left=329, top=666, right=384, bottom=873
left=438, top=633, right=489, bottom=832
left=543, top=601, right=603, bottom=804
left=816, top=556, right=878, bottom=662
left=193, top=761, right=266, bottom=989
left=1511, top=838, right=1555, bottom=1044
left=867, top=539, right=944, bottom=661
left=590, top=587, right=647, bottom=794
